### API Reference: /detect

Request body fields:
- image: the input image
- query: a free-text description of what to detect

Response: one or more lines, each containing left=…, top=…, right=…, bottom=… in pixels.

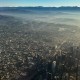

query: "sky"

left=0, top=0, right=80, bottom=7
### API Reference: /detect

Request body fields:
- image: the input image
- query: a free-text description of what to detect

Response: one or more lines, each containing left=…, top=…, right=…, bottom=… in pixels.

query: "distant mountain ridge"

left=0, top=6, right=80, bottom=12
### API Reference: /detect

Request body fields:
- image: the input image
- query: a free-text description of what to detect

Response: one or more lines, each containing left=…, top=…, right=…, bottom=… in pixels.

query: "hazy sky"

left=0, top=0, right=80, bottom=7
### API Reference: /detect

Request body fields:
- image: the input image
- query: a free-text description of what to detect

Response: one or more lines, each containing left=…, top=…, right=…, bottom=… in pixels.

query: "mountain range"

left=0, top=6, right=80, bottom=12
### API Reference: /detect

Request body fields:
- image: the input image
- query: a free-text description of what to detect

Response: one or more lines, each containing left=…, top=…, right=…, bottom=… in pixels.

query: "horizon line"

left=0, top=6, right=80, bottom=7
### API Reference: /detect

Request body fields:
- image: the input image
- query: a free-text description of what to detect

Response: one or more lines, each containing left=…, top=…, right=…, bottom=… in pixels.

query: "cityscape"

left=0, top=6, right=80, bottom=80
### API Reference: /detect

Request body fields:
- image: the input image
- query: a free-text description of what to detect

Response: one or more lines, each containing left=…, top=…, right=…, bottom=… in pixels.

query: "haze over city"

left=0, top=0, right=80, bottom=80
